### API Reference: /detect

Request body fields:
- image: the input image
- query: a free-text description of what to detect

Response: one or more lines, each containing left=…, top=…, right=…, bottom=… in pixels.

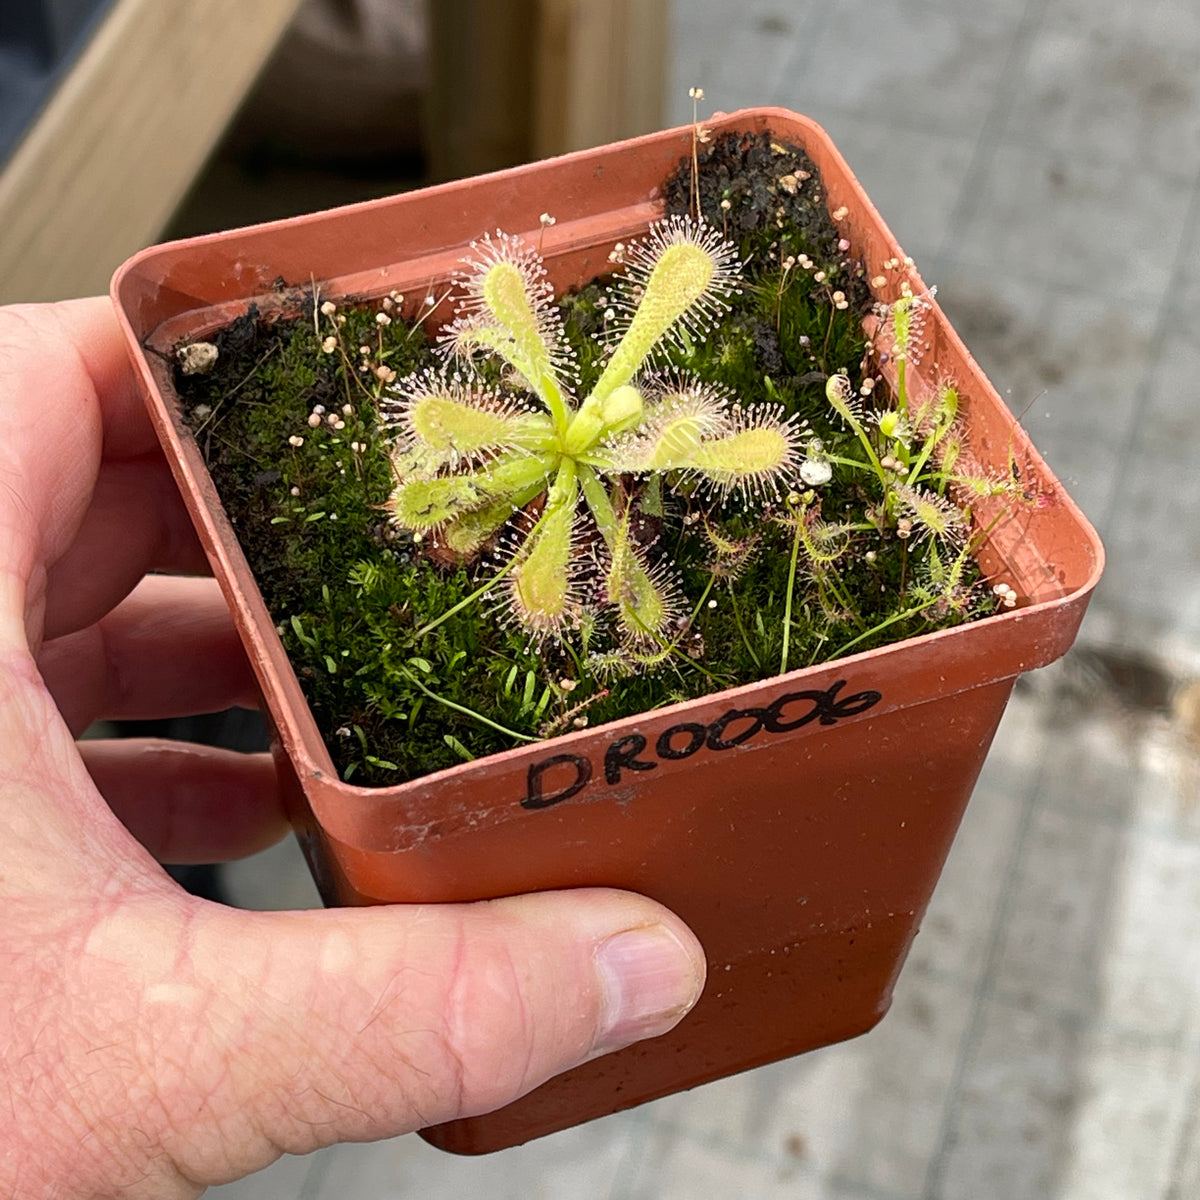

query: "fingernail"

left=593, top=924, right=705, bottom=1055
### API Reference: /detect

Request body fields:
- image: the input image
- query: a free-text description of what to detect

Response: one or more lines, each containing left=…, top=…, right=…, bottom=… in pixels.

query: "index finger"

left=44, top=296, right=161, bottom=461
left=0, top=298, right=198, bottom=646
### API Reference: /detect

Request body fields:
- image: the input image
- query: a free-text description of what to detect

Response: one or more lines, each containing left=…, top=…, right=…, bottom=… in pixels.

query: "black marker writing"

left=519, top=679, right=882, bottom=810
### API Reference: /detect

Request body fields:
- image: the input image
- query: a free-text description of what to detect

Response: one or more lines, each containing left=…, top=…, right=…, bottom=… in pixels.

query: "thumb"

left=120, top=889, right=705, bottom=1190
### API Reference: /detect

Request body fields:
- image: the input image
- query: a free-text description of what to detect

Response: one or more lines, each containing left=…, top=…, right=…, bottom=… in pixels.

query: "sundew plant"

left=384, top=217, right=807, bottom=649
left=175, top=130, right=1019, bottom=785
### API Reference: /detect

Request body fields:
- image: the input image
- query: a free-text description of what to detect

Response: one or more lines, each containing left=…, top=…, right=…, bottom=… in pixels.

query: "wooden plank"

left=427, top=0, right=669, bottom=178
left=533, top=0, right=668, bottom=158
left=0, top=0, right=303, bottom=302
left=425, top=0, right=539, bottom=182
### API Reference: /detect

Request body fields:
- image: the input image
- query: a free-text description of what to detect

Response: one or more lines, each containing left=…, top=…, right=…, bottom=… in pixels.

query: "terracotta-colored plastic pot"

left=111, top=108, right=1103, bottom=1155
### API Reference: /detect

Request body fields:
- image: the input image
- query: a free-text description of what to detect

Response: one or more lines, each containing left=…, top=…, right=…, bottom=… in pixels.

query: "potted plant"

left=111, top=107, right=1102, bottom=1155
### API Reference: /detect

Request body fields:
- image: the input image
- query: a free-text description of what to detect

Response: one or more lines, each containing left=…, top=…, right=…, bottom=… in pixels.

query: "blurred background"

left=4, top=0, right=1199, bottom=1196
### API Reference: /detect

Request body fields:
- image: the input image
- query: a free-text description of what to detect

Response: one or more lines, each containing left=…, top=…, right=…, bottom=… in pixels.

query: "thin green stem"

left=821, top=303, right=836, bottom=369
left=905, top=429, right=939, bottom=486
left=852, top=422, right=889, bottom=493
left=579, top=463, right=617, bottom=536
left=687, top=571, right=718, bottom=629
left=812, top=562, right=863, bottom=631
left=663, top=644, right=725, bottom=684
left=411, top=503, right=553, bottom=641
left=828, top=596, right=941, bottom=661
left=400, top=667, right=538, bottom=743
left=727, top=579, right=761, bottom=670
left=560, top=637, right=587, bottom=677
left=780, top=514, right=803, bottom=675
left=805, top=629, right=831, bottom=667
left=826, top=452, right=880, bottom=473
left=535, top=369, right=570, bottom=434
left=411, top=556, right=520, bottom=641
left=828, top=397, right=889, bottom=494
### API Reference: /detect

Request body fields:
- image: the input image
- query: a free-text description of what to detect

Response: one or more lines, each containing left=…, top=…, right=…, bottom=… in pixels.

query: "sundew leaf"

left=388, top=453, right=553, bottom=529
left=507, top=498, right=577, bottom=637
left=407, top=393, right=546, bottom=457
left=690, top=425, right=795, bottom=497
left=605, top=518, right=676, bottom=641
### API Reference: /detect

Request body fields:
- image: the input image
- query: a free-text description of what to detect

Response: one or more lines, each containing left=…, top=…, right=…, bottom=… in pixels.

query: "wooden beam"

left=425, top=0, right=539, bottom=182
left=533, top=0, right=668, bottom=158
left=427, top=0, right=669, bottom=178
left=0, top=0, right=304, bottom=303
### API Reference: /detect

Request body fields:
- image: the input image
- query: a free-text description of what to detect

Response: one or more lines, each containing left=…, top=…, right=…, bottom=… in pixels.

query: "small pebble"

left=177, top=342, right=218, bottom=376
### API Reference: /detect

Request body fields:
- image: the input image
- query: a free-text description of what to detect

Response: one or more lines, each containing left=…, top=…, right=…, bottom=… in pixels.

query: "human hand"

left=0, top=298, right=706, bottom=1198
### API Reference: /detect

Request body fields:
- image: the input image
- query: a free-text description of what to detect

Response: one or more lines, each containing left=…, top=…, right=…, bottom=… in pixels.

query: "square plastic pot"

left=112, top=107, right=1103, bottom=1154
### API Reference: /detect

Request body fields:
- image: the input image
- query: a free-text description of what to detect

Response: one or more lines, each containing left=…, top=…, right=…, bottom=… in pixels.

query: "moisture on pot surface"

left=172, top=129, right=1026, bottom=788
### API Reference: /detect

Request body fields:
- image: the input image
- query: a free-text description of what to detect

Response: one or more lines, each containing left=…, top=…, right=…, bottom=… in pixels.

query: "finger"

left=0, top=299, right=149, bottom=573
left=131, top=890, right=706, bottom=1189
left=0, top=305, right=100, bottom=590
left=40, top=456, right=210, bottom=641
left=38, top=575, right=258, bottom=735
left=79, top=739, right=284, bottom=863
left=34, top=296, right=158, bottom=461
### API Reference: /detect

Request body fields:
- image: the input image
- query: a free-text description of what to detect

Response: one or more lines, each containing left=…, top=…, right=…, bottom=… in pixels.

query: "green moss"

left=175, top=132, right=998, bottom=786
